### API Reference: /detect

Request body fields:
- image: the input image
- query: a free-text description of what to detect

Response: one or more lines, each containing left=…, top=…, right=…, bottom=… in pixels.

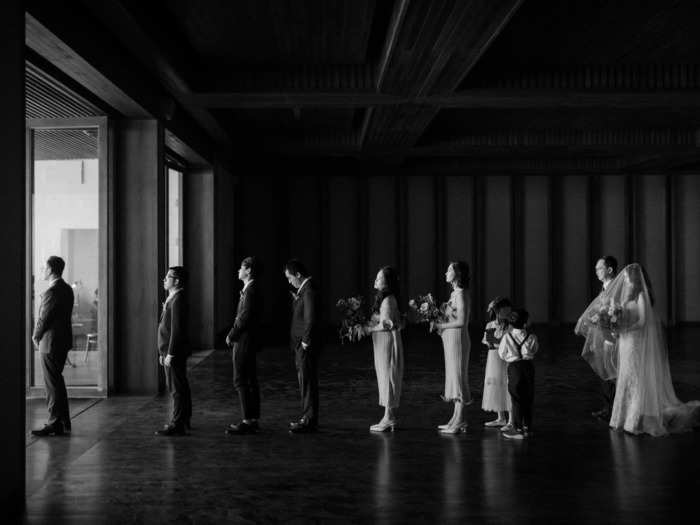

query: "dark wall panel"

left=115, top=119, right=163, bottom=394
left=238, top=176, right=287, bottom=335
left=0, top=0, right=25, bottom=511
left=638, top=175, right=667, bottom=320
left=678, top=175, right=700, bottom=321
left=367, top=176, right=397, bottom=286
left=523, top=175, right=549, bottom=322
left=213, top=163, right=236, bottom=343
left=288, top=176, right=321, bottom=277
left=599, top=175, right=626, bottom=267
left=445, top=175, right=475, bottom=277
left=327, top=175, right=360, bottom=322
left=560, top=176, right=588, bottom=322
left=483, top=176, right=511, bottom=308
left=406, top=176, right=436, bottom=301
left=184, top=166, right=215, bottom=348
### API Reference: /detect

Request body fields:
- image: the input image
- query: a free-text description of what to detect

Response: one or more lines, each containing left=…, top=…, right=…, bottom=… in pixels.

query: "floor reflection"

left=373, top=432, right=394, bottom=523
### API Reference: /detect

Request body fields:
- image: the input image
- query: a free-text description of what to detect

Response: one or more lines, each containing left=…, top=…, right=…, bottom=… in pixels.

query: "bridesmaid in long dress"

left=364, top=266, right=404, bottom=432
left=433, top=261, right=472, bottom=434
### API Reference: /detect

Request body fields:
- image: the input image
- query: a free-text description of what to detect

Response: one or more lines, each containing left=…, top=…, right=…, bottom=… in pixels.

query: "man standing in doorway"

left=155, top=266, right=191, bottom=436
left=32, top=256, right=74, bottom=437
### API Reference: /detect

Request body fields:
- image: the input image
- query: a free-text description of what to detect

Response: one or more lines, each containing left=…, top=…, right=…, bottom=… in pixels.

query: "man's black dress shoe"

left=225, top=421, right=258, bottom=435
left=31, top=424, right=64, bottom=437
left=155, top=425, right=186, bottom=436
left=289, top=420, right=317, bottom=434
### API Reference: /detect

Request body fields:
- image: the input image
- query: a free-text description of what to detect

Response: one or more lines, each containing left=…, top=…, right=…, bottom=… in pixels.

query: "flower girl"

left=481, top=297, right=513, bottom=428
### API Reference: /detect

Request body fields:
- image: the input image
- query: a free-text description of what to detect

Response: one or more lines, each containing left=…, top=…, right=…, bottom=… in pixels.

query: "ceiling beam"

left=25, top=2, right=217, bottom=165
left=77, top=0, right=230, bottom=146
left=179, top=89, right=700, bottom=110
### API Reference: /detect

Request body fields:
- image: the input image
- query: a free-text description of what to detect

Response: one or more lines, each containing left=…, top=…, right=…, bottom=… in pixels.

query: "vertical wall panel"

left=677, top=175, right=700, bottom=321
left=239, top=175, right=286, bottom=334
left=523, top=176, right=549, bottom=322
left=184, top=167, right=215, bottom=348
left=560, top=176, right=588, bottom=322
left=328, top=175, right=360, bottom=322
left=367, top=176, right=397, bottom=286
left=0, top=0, right=25, bottom=510
left=445, top=175, right=475, bottom=278
left=599, top=175, right=626, bottom=267
left=115, top=119, right=164, bottom=394
left=638, top=175, right=667, bottom=321
left=406, top=176, right=436, bottom=300
left=483, top=176, right=511, bottom=307
left=288, top=175, right=321, bottom=277
left=213, top=163, right=236, bottom=344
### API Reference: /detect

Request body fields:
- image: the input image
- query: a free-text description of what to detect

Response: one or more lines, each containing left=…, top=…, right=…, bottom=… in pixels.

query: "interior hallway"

left=24, top=329, right=700, bottom=524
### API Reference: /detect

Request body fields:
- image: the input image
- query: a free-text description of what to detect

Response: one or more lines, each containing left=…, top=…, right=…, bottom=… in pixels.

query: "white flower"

left=420, top=302, right=429, bottom=312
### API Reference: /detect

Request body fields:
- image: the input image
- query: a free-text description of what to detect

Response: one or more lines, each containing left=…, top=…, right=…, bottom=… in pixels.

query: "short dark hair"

left=509, top=308, right=530, bottom=329
left=241, top=256, right=262, bottom=279
left=46, top=256, right=65, bottom=276
left=450, top=261, right=470, bottom=289
left=285, top=259, right=308, bottom=278
left=600, top=255, right=618, bottom=275
left=169, top=266, right=187, bottom=287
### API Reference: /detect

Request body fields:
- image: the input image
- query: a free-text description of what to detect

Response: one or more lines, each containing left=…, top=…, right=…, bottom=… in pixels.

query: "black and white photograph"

left=3, top=1, right=700, bottom=523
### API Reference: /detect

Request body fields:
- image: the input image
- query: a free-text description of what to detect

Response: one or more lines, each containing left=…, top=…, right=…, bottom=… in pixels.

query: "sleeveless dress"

left=481, top=320, right=511, bottom=412
left=371, top=296, right=404, bottom=408
left=440, top=289, right=472, bottom=404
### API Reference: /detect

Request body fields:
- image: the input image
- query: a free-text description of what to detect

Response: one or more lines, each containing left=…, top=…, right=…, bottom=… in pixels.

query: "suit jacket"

left=290, top=278, right=321, bottom=349
left=158, top=289, right=190, bottom=358
left=227, top=280, right=263, bottom=351
left=33, top=278, right=74, bottom=356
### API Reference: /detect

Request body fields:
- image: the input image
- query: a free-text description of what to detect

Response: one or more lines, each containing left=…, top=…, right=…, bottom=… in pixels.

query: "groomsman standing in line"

left=591, top=255, right=618, bottom=421
left=156, top=266, right=191, bottom=436
left=285, top=259, right=321, bottom=433
left=226, top=257, right=264, bottom=435
left=32, top=256, right=74, bottom=437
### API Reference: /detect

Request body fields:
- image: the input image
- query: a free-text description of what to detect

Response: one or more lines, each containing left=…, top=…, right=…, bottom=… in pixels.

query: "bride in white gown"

left=576, top=263, right=700, bottom=436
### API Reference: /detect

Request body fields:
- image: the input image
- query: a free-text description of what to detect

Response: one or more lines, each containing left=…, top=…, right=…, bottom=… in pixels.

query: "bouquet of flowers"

left=408, top=293, right=447, bottom=331
left=336, top=295, right=368, bottom=344
left=589, top=299, right=623, bottom=342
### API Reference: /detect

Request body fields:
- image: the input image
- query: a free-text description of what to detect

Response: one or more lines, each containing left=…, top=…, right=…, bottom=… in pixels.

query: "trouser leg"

left=41, top=352, right=69, bottom=428
left=507, top=362, right=523, bottom=431
left=166, top=358, right=189, bottom=428
left=295, top=345, right=319, bottom=425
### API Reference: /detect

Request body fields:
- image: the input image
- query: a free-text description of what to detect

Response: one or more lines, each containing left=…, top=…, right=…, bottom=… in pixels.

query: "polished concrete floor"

left=24, top=328, right=700, bottom=524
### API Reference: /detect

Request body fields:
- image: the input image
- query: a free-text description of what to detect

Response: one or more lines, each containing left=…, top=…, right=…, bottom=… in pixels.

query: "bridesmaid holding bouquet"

left=433, top=261, right=472, bottom=434
left=364, top=266, right=404, bottom=432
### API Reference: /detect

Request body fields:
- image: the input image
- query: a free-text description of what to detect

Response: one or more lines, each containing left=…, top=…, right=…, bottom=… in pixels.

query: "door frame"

left=25, top=117, right=113, bottom=398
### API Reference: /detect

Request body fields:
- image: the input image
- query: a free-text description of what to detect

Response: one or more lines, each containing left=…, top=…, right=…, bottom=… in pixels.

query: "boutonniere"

left=161, top=301, right=167, bottom=312
left=290, top=291, right=299, bottom=301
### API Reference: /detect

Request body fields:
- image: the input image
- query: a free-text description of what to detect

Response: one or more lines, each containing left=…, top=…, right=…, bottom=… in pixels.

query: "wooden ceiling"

left=26, top=0, right=700, bottom=172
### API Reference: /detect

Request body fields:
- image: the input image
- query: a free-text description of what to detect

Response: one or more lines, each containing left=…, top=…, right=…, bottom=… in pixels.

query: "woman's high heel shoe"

left=437, top=422, right=453, bottom=430
left=439, top=422, right=468, bottom=434
left=370, top=419, right=397, bottom=432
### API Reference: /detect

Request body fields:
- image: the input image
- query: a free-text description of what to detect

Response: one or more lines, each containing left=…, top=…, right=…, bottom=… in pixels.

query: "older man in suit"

left=285, top=259, right=322, bottom=433
left=225, top=256, right=264, bottom=435
left=32, top=256, right=74, bottom=437
left=155, top=266, right=191, bottom=436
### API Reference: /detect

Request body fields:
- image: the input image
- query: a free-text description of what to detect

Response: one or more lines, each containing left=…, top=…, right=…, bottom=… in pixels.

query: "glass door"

left=26, top=117, right=110, bottom=398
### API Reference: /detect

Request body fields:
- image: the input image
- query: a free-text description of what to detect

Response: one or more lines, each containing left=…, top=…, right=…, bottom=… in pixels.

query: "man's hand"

left=159, top=355, right=164, bottom=366
left=164, top=354, right=173, bottom=367
left=301, top=341, right=309, bottom=350
left=32, top=337, right=40, bottom=350
left=225, top=335, right=232, bottom=347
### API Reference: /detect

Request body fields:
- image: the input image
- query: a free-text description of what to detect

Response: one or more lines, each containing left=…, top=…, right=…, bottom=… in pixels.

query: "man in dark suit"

left=226, top=256, right=264, bottom=435
left=284, top=259, right=322, bottom=433
left=155, top=266, right=191, bottom=436
left=32, top=256, right=74, bottom=436
left=591, top=255, right=618, bottom=421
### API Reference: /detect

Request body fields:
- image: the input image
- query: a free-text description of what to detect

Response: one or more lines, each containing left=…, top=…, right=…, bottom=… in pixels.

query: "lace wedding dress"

left=577, top=263, right=700, bottom=436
